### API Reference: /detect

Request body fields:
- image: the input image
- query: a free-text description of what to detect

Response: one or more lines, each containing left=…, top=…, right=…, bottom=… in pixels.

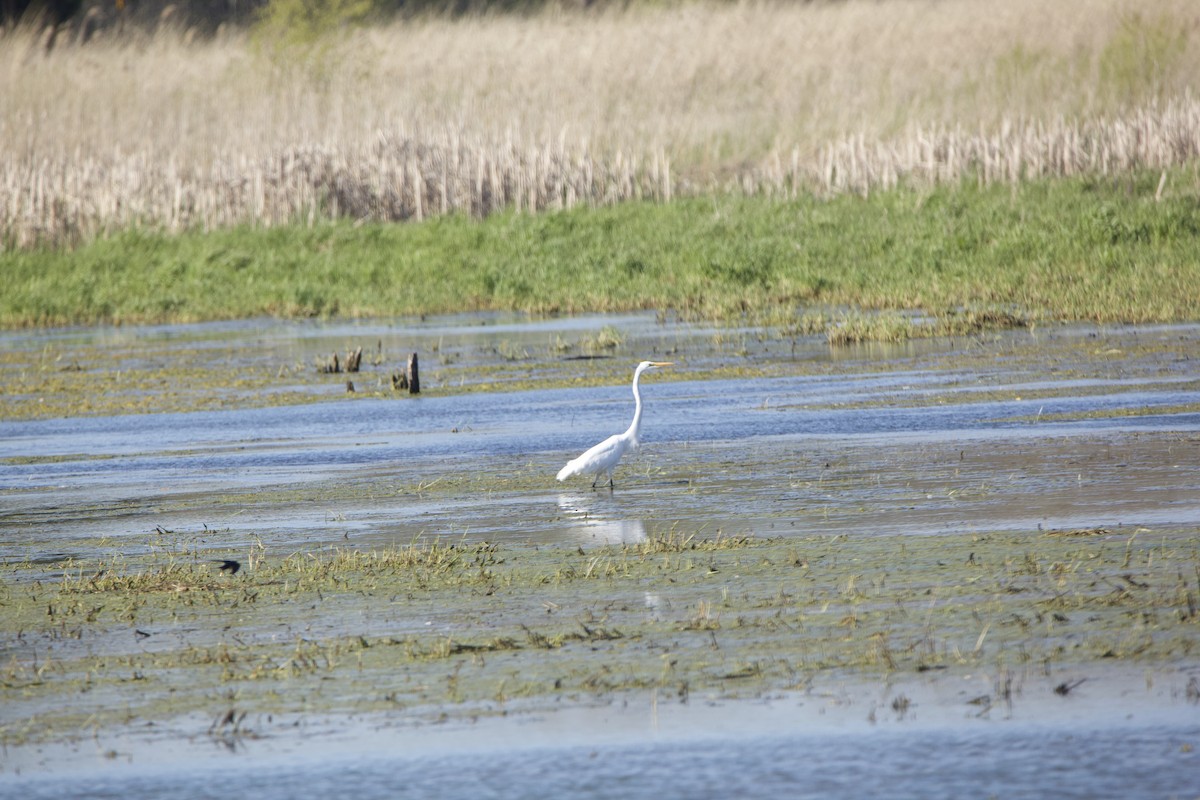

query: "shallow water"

left=3, top=317, right=1198, bottom=559
left=9, top=726, right=1200, bottom=800
left=5, top=682, right=1200, bottom=800
left=2, top=315, right=1200, bottom=794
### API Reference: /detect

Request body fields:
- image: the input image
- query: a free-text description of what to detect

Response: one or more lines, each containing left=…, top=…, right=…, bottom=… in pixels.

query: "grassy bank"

left=4, top=173, right=1199, bottom=330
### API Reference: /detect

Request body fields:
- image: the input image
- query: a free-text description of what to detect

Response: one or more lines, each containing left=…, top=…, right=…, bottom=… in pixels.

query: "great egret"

left=556, top=360, right=673, bottom=489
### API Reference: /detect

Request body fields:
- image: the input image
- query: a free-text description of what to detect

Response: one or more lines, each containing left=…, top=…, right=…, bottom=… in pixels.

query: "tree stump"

left=317, top=353, right=340, bottom=374
left=406, top=352, right=420, bottom=394
left=392, top=352, right=420, bottom=394
left=346, top=346, right=362, bottom=373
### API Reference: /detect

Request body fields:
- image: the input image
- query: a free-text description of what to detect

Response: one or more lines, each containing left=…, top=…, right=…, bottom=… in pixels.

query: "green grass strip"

left=4, top=171, right=1199, bottom=328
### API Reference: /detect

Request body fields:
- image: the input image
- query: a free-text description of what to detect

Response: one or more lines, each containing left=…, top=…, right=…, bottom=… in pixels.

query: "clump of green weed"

left=279, top=541, right=499, bottom=590
left=627, top=529, right=755, bottom=555
left=577, top=325, right=625, bottom=355
left=826, top=313, right=915, bottom=345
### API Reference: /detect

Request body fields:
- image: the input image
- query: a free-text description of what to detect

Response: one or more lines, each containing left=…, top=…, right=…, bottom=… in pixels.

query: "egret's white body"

left=556, top=361, right=672, bottom=489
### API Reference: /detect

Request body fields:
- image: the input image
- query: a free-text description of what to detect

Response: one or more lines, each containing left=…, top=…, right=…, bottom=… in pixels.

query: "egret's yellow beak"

left=648, top=361, right=674, bottom=367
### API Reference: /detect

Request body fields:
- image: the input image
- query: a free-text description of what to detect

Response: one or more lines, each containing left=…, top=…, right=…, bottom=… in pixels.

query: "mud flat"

left=2, top=316, right=1199, bottom=793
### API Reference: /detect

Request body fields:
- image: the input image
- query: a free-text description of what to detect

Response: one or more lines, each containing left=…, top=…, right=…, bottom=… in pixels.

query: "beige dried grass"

left=2, top=0, right=1199, bottom=247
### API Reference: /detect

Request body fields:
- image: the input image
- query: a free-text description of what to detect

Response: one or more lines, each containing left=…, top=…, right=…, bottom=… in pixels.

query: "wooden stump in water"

left=317, top=347, right=362, bottom=374
left=407, top=352, right=420, bottom=394
left=392, top=353, right=420, bottom=394
left=345, top=347, right=362, bottom=373
left=317, top=353, right=341, bottom=374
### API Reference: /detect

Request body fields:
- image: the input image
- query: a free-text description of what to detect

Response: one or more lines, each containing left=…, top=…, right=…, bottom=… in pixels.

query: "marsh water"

left=9, top=706, right=1200, bottom=800
left=2, top=313, right=1200, bottom=796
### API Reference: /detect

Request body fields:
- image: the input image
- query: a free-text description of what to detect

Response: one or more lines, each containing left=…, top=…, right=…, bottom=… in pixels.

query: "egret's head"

left=637, top=360, right=674, bottom=374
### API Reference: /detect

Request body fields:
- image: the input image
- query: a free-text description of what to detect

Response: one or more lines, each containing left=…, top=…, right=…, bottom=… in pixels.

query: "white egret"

left=556, top=360, right=673, bottom=489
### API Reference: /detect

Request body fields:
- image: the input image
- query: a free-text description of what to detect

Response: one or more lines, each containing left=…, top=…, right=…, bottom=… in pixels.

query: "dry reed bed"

left=777, top=97, right=1200, bottom=196
left=3, top=0, right=1200, bottom=247
left=1, top=134, right=674, bottom=247
left=6, top=101, right=1199, bottom=248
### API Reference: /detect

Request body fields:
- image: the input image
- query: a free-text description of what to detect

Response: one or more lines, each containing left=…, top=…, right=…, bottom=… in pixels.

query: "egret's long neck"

left=624, top=369, right=646, bottom=442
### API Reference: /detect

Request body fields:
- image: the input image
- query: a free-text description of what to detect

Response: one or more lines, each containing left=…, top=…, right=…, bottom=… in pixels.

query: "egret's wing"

left=556, top=460, right=583, bottom=481
left=557, top=434, right=626, bottom=481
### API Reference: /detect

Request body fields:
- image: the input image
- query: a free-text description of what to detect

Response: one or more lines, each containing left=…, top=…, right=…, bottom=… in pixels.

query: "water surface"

left=2, top=315, right=1199, bottom=796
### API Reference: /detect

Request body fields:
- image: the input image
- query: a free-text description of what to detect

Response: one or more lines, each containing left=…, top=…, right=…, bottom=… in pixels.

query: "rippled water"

left=3, top=320, right=1198, bottom=557
left=6, top=695, right=1200, bottom=800
left=9, top=728, right=1199, bottom=800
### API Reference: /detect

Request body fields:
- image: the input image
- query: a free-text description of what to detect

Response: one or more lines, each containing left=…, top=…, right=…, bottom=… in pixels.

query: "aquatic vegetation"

left=3, top=527, right=1197, bottom=747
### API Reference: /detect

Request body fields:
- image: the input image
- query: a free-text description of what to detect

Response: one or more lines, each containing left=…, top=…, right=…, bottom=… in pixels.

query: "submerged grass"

left=4, top=172, right=1200, bottom=330
left=3, top=527, right=1198, bottom=746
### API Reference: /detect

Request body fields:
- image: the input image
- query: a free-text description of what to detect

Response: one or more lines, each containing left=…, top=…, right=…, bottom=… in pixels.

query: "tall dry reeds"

left=0, top=131, right=674, bottom=247
left=768, top=98, right=1200, bottom=197
left=2, top=0, right=1199, bottom=248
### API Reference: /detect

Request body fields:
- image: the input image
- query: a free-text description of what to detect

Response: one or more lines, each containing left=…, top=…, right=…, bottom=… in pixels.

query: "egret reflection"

left=556, top=493, right=647, bottom=544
